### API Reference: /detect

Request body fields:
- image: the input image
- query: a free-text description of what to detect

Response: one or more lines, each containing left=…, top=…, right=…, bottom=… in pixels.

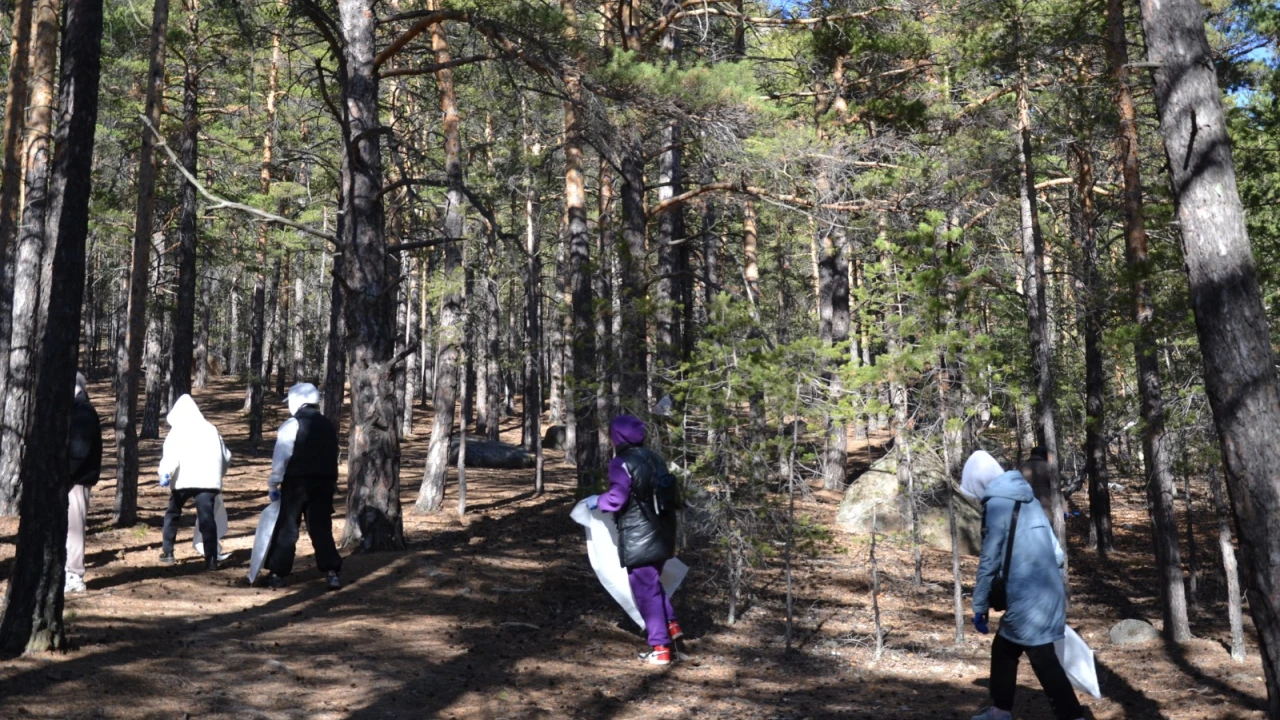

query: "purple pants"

left=628, top=562, right=677, bottom=646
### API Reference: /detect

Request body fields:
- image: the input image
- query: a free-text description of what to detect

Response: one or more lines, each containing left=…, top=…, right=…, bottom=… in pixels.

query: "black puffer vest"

left=285, top=405, right=339, bottom=481
left=615, top=446, right=677, bottom=569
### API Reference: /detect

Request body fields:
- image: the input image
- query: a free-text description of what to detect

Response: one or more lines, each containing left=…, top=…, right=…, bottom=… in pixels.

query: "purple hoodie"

left=598, top=415, right=646, bottom=513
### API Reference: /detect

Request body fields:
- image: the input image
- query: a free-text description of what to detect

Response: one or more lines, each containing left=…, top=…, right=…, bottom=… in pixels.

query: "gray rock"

left=447, top=438, right=535, bottom=469
left=542, top=425, right=568, bottom=451
left=1109, top=619, right=1160, bottom=645
left=835, top=449, right=984, bottom=555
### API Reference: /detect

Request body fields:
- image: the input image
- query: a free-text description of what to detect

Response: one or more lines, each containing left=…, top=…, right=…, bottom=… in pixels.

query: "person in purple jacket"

left=586, top=414, right=684, bottom=665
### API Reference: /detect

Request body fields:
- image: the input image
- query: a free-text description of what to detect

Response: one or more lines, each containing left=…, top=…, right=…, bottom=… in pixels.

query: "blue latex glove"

left=159, top=473, right=171, bottom=488
left=268, top=487, right=281, bottom=503
left=585, top=494, right=600, bottom=511
left=973, top=613, right=989, bottom=634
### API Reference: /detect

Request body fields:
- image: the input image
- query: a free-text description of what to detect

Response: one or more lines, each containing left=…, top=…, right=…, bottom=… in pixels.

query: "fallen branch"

left=140, top=114, right=338, bottom=246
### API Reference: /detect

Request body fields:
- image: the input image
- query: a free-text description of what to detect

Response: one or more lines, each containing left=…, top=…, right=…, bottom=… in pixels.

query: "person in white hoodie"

left=158, top=394, right=232, bottom=570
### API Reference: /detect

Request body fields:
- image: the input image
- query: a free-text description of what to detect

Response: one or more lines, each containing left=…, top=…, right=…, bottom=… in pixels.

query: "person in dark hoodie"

left=65, top=372, right=103, bottom=594
left=585, top=415, right=683, bottom=665
left=961, top=450, right=1084, bottom=720
left=262, top=382, right=342, bottom=590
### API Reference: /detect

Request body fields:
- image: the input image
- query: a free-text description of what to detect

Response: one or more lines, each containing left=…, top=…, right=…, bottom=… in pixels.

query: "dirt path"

left=0, top=380, right=1268, bottom=719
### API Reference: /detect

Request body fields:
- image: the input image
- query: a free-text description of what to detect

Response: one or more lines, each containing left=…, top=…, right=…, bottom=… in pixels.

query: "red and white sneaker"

left=667, top=620, right=685, bottom=641
left=640, top=645, right=672, bottom=665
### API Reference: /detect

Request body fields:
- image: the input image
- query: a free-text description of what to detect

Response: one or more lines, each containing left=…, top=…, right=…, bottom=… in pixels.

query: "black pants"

left=161, top=488, right=220, bottom=563
left=990, top=632, right=1084, bottom=720
left=264, top=474, right=341, bottom=577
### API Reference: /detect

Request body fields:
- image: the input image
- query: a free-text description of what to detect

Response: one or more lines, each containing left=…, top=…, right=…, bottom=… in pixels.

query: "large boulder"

left=835, top=450, right=984, bottom=555
left=542, top=425, right=569, bottom=451
left=1109, top=619, right=1160, bottom=645
left=447, top=438, right=535, bottom=469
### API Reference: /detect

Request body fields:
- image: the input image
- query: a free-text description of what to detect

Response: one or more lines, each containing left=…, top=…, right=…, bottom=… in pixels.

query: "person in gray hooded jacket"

left=961, top=450, right=1084, bottom=720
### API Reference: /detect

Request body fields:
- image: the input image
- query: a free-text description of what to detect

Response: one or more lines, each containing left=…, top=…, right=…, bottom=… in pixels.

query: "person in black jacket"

left=586, top=414, right=683, bottom=665
left=66, top=372, right=103, bottom=593
left=262, top=382, right=342, bottom=590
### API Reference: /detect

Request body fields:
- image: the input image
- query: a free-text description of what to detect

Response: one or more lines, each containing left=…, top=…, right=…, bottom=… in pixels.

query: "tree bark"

left=247, top=13, right=281, bottom=446
left=564, top=58, right=598, bottom=486
left=743, top=200, right=759, bottom=310
left=335, top=0, right=403, bottom=551
left=1106, top=0, right=1189, bottom=640
left=139, top=233, right=166, bottom=439
left=1140, top=0, right=1280, bottom=686
left=0, top=0, right=101, bottom=651
left=417, top=11, right=465, bottom=514
left=597, top=159, right=615, bottom=452
left=1075, top=140, right=1113, bottom=557
left=169, top=0, right=199, bottom=400
left=1015, top=81, right=1066, bottom=560
left=401, top=254, right=419, bottom=435
left=321, top=251, right=346, bottom=429
left=521, top=97, right=542, bottom=453
left=817, top=219, right=848, bottom=491
left=112, top=0, right=167, bottom=526
left=0, top=0, right=35, bottom=474
left=0, top=0, right=64, bottom=515
left=617, top=137, right=648, bottom=410
left=1209, top=466, right=1246, bottom=662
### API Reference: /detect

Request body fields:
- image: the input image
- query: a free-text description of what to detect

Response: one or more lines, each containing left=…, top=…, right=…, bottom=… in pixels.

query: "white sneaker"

left=971, top=708, right=1013, bottom=720
left=64, top=574, right=86, bottom=594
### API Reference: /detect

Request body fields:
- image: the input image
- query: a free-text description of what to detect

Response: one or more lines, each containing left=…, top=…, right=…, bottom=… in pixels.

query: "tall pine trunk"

left=169, top=0, right=199, bottom=400
left=617, top=137, right=648, bottom=410
left=817, top=217, right=848, bottom=491
left=564, top=62, right=598, bottom=486
left=335, top=0, right=402, bottom=550
left=401, top=255, right=419, bottom=436
left=418, top=11, right=465, bottom=514
left=113, top=0, right=167, bottom=526
left=0, top=0, right=64, bottom=515
left=0, top=0, right=101, bottom=650
left=1140, top=0, right=1280, bottom=698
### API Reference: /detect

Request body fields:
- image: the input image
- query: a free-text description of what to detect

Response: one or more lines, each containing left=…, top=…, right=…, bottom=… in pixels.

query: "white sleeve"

left=268, top=418, right=298, bottom=486
left=158, top=429, right=181, bottom=479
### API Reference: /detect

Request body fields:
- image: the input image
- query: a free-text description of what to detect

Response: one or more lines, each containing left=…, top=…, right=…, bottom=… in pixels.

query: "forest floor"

left=0, top=378, right=1268, bottom=720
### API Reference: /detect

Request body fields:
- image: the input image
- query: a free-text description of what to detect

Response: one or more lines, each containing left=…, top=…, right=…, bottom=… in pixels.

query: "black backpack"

left=620, top=448, right=682, bottom=517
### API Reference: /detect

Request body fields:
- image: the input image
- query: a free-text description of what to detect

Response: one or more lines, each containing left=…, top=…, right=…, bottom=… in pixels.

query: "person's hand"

left=159, top=473, right=170, bottom=488
left=268, top=486, right=280, bottom=503
left=585, top=494, right=600, bottom=511
left=973, top=613, right=989, bottom=634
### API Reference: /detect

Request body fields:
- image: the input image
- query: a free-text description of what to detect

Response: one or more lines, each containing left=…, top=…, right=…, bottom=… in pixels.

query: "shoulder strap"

left=1002, top=501, right=1022, bottom=577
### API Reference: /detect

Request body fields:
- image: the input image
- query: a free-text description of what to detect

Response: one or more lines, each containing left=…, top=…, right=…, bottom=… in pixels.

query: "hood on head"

left=74, top=371, right=87, bottom=399
left=609, top=414, right=646, bottom=447
left=960, top=450, right=1004, bottom=500
left=166, top=394, right=204, bottom=427
left=983, top=470, right=1036, bottom=503
left=287, top=382, right=321, bottom=416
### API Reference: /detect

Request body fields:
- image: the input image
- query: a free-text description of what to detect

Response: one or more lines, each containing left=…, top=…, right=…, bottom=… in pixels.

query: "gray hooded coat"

left=973, top=470, right=1067, bottom=647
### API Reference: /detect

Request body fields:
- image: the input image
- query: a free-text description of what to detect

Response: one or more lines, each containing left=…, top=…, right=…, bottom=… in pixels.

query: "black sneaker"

left=267, top=574, right=286, bottom=589
left=205, top=557, right=218, bottom=571
left=158, top=551, right=175, bottom=566
left=325, top=571, right=342, bottom=591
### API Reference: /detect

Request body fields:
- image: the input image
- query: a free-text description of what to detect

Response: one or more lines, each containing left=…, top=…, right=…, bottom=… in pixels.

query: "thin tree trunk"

left=817, top=217, right=849, bottom=491
left=169, top=0, right=199, bottom=400
left=0, top=0, right=101, bottom=650
left=321, top=251, right=345, bottom=429
left=0, top=0, right=65, bottom=515
left=113, top=0, right=168, bottom=526
left=1075, top=140, right=1113, bottom=556
left=1015, top=80, right=1066, bottom=560
left=139, top=232, right=166, bottom=438
left=334, top=0, right=403, bottom=551
left=597, top=159, right=615, bottom=452
left=418, top=11, right=465, bottom=514
left=401, top=255, right=419, bottom=436
left=562, top=32, right=598, bottom=486
left=618, top=137, right=648, bottom=410
left=743, top=200, right=759, bottom=311
left=521, top=95, right=542, bottom=453
left=1209, top=466, right=1246, bottom=662
left=195, top=255, right=209, bottom=387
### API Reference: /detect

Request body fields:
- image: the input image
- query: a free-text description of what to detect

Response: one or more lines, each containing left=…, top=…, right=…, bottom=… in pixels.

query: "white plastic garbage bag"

left=1055, top=625, right=1102, bottom=699
left=247, top=500, right=281, bottom=583
left=570, top=498, right=687, bottom=630
left=192, top=493, right=231, bottom=561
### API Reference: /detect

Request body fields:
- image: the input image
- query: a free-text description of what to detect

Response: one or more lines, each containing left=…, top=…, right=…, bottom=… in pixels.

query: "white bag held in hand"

left=570, top=499, right=687, bottom=630
left=192, top=493, right=230, bottom=560
left=247, top=500, right=281, bottom=584
left=1055, top=625, right=1103, bottom=699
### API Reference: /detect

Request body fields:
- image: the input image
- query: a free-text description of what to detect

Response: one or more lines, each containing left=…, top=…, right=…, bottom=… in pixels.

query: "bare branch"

left=140, top=114, right=338, bottom=246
